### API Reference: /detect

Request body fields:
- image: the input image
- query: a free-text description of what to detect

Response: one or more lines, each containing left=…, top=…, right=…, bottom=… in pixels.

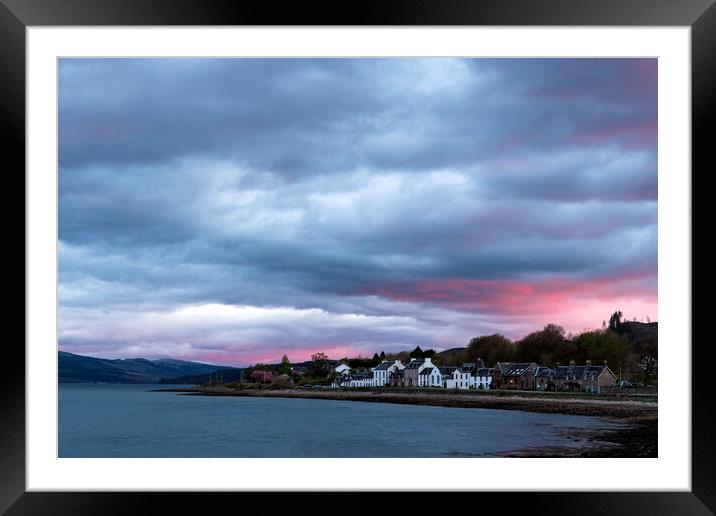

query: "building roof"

left=476, top=367, right=493, bottom=377
left=534, top=367, right=552, bottom=378
left=374, top=361, right=400, bottom=371
left=550, top=365, right=611, bottom=380
left=438, top=366, right=457, bottom=375
left=498, top=362, right=537, bottom=377
left=461, top=360, right=485, bottom=369
left=404, top=359, right=425, bottom=370
left=419, top=367, right=434, bottom=376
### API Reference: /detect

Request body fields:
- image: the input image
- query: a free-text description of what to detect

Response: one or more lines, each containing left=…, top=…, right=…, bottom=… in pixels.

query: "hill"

left=433, top=347, right=468, bottom=365
left=58, top=351, right=230, bottom=384
left=615, top=321, right=658, bottom=343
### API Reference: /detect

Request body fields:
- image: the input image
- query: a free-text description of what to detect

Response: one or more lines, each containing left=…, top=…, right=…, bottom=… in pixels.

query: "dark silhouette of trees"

left=249, top=370, right=273, bottom=383
left=409, top=346, right=424, bottom=359
left=633, top=335, right=658, bottom=385
left=407, top=346, right=436, bottom=359
left=466, top=334, right=514, bottom=366
left=515, top=324, right=566, bottom=364
left=609, top=310, right=623, bottom=331
left=310, top=352, right=329, bottom=376
left=571, top=329, right=629, bottom=371
left=277, top=354, right=291, bottom=376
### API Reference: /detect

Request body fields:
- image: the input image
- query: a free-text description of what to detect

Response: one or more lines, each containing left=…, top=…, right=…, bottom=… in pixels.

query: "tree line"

left=463, top=312, right=657, bottom=384
left=239, top=310, right=658, bottom=386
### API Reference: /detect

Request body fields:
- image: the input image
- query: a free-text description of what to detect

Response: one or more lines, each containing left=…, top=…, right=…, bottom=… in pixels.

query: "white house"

left=334, top=363, right=352, bottom=376
left=445, top=366, right=472, bottom=390
left=332, top=371, right=374, bottom=388
left=418, top=366, right=443, bottom=387
left=371, top=360, right=405, bottom=387
left=474, top=367, right=493, bottom=389
left=349, top=372, right=374, bottom=387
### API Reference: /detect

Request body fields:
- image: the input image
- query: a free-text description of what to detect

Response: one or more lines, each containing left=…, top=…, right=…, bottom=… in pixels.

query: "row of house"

left=331, top=357, right=493, bottom=390
left=331, top=358, right=618, bottom=393
left=491, top=361, right=618, bottom=393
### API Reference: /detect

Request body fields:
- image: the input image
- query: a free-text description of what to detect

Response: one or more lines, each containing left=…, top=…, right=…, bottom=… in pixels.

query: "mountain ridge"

left=58, top=350, right=231, bottom=384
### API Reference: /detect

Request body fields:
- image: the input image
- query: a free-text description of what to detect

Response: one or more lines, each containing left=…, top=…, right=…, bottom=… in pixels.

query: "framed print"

left=4, top=0, right=713, bottom=512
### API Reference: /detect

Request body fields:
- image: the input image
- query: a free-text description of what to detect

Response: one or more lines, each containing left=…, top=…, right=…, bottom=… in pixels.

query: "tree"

left=609, top=310, right=623, bottom=331
left=633, top=335, right=658, bottom=385
left=600, top=331, right=630, bottom=373
left=466, top=334, right=514, bottom=366
left=310, top=352, right=329, bottom=376
left=569, top=328, right=631, bottom=372
left=277, top=354, right=292, bottom=376
left=409, top=346, right=424, bottom=359
left=311, top=352, right=328, bottom=366
left=515, top=324, right=566, bottom=365
left=379, top=351, right=386, bottom=360
left=250, top=370, right=273, bottom=383
left=372, top=353, right=381, bottom=364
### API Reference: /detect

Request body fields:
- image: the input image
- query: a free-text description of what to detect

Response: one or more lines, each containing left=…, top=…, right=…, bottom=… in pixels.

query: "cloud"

left=58, top=58, right=658, bottom=364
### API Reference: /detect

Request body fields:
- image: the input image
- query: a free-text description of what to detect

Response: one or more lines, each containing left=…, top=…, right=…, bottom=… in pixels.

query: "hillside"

left=615, top=321, right=658, bottom=343
left=433, top=347, right=467, bottom=365
left=59, top=351, right=228, bottom=384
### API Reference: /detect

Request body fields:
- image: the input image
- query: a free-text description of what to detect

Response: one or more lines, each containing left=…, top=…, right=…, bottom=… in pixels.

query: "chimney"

left=569, top=360, right=575, bottom=366
left=586, top=359, right=592, bottom=365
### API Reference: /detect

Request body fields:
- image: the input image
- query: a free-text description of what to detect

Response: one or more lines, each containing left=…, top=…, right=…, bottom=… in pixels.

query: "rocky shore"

left=154, top=386, right=657, bottom=457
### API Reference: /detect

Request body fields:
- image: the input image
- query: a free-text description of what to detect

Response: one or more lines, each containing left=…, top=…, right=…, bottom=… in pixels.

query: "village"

left=233, top=316, right=657, bottom=396
left=329, top=357, right=629, bottom=394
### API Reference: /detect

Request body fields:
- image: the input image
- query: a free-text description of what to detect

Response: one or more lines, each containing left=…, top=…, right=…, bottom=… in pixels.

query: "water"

left=59, top=384, right=626, bottom=457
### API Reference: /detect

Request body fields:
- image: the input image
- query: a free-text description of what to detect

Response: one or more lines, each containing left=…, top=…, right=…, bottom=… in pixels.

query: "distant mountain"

left=59, top=351, right=230, bottom=384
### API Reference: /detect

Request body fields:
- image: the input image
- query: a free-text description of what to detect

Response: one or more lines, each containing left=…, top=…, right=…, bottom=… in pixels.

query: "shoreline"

left=155, top=386, right=657, bottom=457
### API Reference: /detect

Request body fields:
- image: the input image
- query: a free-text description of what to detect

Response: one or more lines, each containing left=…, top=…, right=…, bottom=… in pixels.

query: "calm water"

left=59, top=384, right=626, bottom=457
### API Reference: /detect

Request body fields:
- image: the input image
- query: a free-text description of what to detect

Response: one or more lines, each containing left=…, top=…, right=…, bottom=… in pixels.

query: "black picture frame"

left=3, top=0, right=712, bottom=513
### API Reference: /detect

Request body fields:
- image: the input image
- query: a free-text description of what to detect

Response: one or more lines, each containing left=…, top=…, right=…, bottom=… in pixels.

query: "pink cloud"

left=180, top=344, right=359, bottom=367
left=366, top=271, right=657, bottom=334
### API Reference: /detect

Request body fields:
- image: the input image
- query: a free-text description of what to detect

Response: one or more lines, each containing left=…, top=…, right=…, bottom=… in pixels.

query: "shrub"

left=269, top=376, right=293, bottom=390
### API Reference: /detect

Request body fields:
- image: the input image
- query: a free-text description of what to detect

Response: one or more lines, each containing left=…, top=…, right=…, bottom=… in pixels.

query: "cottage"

left=437, top=366, right=456, bottom=388
left=550, top=363, right=617, bottom=393
left=402, top=358, right=425, bottom=387
left=331, top=370, right=375, bottom=388
left=445, top=365, right=472, bottom=389
left=389, top=369, right=405, bottom=387
left=534, top=367, right=553, bottom=391
left=474, top=367, right=493, bottom=389
left=491, top=362, right=539, bottom=390
left=371, top=360, right=405, bottom=387
left=334, top=363, right=352, bottom=376
left=418, top=366, right=443, bottom=387
left=331, top=375, right=348, bottom=388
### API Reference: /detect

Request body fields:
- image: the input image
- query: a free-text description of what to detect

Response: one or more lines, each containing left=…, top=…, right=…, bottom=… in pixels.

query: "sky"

left=58, top=58, right=657, bottom=366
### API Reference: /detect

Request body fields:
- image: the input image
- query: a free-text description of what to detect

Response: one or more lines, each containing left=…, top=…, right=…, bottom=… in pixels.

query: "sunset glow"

left=58, top=58, right=657, bottom=366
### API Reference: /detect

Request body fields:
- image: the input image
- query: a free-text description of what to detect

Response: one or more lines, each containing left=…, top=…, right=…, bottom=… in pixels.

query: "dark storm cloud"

left=58, top=58, right=658, bottom=363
